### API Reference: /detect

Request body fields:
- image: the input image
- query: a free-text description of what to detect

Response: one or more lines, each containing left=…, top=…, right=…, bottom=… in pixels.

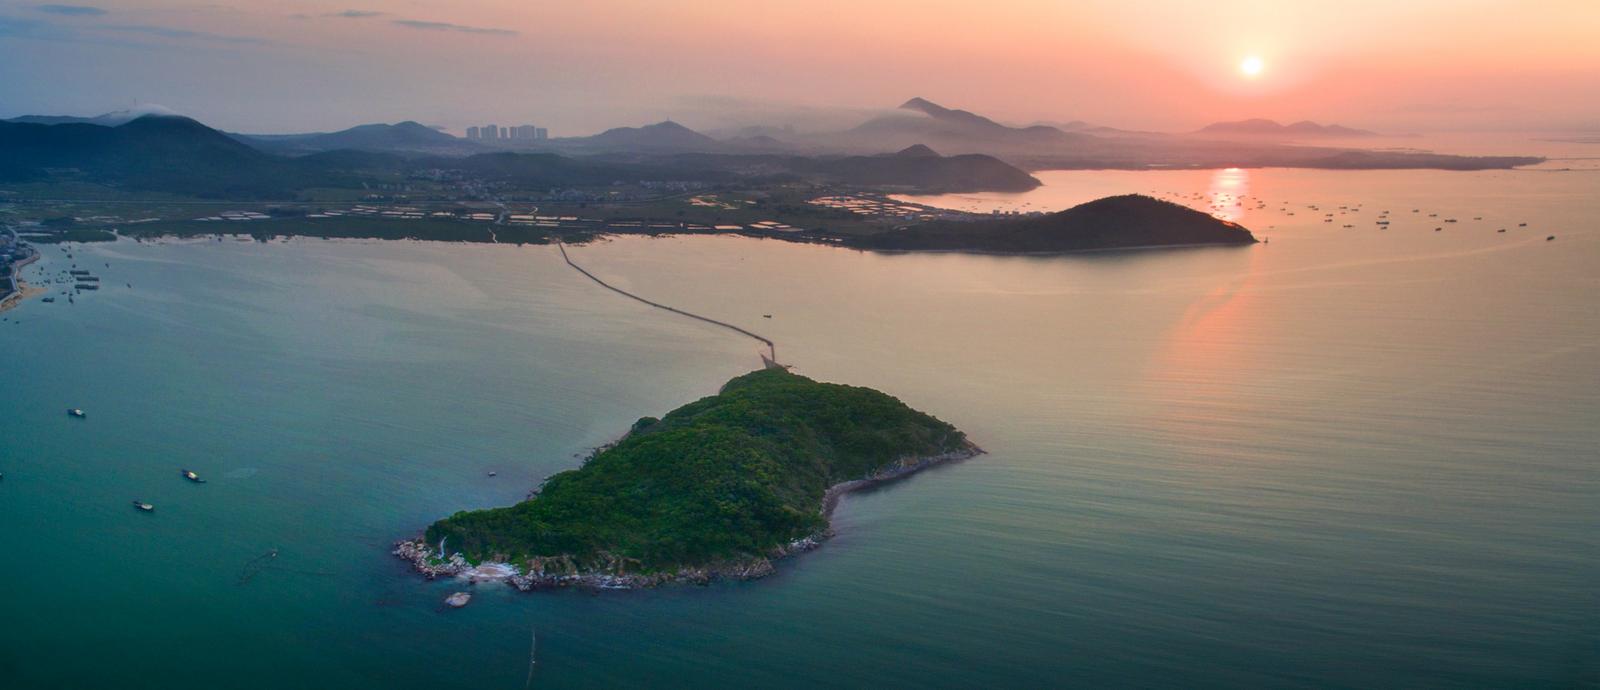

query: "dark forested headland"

left=849, top=194, right=1258, bottom=253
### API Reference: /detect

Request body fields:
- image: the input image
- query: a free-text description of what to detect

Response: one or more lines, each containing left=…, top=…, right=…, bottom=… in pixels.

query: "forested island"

left=848, top=194, right=1257, bottom=253
left=397, top=368, right=980, bottom=589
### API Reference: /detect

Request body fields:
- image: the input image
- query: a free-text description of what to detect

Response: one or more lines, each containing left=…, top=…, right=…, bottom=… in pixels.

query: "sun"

left=1240, top=56, right=1264, bottom=77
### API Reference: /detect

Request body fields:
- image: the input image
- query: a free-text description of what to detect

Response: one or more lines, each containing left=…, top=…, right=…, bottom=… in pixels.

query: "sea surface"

left=2, top=164, right=1597, bottom=688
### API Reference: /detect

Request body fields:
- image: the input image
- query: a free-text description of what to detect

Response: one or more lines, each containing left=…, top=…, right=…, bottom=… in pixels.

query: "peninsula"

left=397, top=368, right=980, bottom=589
left=849, top=194, right=1257, bottom=253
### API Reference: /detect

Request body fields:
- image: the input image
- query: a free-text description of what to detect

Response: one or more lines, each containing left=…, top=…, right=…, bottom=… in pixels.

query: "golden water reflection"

left=1206, top=167, right=1251, bottom=223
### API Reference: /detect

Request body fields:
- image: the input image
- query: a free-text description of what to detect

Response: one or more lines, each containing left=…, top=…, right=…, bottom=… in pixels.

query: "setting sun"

left=1240, top=56, right=1265, bottom=77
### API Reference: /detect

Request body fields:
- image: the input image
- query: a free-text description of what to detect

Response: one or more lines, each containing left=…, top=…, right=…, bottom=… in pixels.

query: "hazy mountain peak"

left=6, top=103, right=185, bottom=128
left=119, top=113, right=214, bottom=131
left=897, top=97, right=1005, bottom=129
left=585, top=120, right=718, bottom=150
left=894, top=144, right=941, bottom=158
left=1198, top=118, right=1376, bottom=137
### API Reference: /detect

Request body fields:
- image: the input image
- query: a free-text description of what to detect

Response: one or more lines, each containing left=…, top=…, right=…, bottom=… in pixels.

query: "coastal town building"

left=466, top=123, right=549, bottom=141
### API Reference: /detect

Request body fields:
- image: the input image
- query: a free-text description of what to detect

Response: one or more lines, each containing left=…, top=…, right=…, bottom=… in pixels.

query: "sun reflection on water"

left=1206, top=167, right=1251, bottom=223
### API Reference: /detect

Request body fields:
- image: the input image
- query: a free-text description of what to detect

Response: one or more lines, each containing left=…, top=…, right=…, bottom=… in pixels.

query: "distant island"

left=849, top=194, right=1257, bottom=253
left=397, top=368, right=980, bottom=589
left=1196, top=118, right=1379, bottom=138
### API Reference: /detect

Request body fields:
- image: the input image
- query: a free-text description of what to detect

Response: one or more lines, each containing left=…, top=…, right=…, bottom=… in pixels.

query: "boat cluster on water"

left=62, top=408, right=206, bottom=513
left=23, top=246, right=130, bottom=309
left=1148, top=189, right=1557, bottom=243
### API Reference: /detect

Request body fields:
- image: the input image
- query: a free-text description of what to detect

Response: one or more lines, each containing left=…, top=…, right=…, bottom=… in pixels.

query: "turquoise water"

left=2, top=166, right=1597, bottom=688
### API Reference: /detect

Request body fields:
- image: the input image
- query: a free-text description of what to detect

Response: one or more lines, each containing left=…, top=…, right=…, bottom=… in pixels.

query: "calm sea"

left=2, top=162, right=1596, bottom=688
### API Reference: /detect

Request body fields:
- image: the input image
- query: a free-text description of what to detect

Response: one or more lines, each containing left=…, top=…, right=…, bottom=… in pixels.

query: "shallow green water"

left=2, top=166, right=1596, bottom=688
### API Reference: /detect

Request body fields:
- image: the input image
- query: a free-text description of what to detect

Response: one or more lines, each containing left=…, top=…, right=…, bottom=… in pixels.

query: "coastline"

left=393, top=440, right=985, bottom=591
left=842, top=238, right=1258, bottom=257
left=0, top=282, right=47, bottom=314
left=0, top=251, right=43, bottom=314
left=25, top=223, right=1260, bottom=258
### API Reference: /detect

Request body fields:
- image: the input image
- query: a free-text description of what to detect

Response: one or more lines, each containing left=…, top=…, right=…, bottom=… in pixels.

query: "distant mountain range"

left=0, top=112, right=1038, bottom=197
left=0, top=114, right=305, bottom=197
left=573, top=121, right=719, bottom=151
left=234, top=121, right=475, bottom=155
left=0, top=101, right=1541, bottom=199
left=826, top=97, right=1090, bottom=154
left=5, top=105, right=184, bottom=128
left=1196, top=119, right=1378, bottom=138
left=812, top=144, right=1038, bottom=192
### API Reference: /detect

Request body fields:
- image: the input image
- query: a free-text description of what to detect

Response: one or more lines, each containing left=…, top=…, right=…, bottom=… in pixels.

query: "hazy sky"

left=2, top=0, right=1596, bottom=135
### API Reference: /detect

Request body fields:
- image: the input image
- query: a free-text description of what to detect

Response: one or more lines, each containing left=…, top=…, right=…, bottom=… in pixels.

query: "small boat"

left=181, top=469, right=206, bottom=483
left=487, top=471, right=498, bottom=477
left=133, top=501, right=154, bottom=512
left=67, top=408, right=86, bottom=418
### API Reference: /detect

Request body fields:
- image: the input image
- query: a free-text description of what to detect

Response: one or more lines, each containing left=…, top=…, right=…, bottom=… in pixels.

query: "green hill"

left=852, top=194, right=1258, bottom=253
left=418, top=368, right=976, bottom=586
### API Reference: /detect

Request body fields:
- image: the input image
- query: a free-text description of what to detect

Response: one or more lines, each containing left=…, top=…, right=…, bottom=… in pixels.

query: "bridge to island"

left=557, top=243, right=779, bottom=366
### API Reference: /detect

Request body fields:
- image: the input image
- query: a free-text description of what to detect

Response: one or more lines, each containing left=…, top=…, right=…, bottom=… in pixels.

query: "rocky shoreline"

left=393, top=441, right=984, bottom=591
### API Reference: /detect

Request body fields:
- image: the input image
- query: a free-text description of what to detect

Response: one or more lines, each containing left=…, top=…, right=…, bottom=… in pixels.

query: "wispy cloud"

left=392, top=19, right=516, bottom=36
left=1395, top=102, right=1515, bottom=114
left=0, top=16, right=76, bottom=39
left=328, top=10, right=383, bottom=19
left=103, top=23, right=265, bottom=44
left=33, top=4, right=107, bottom=16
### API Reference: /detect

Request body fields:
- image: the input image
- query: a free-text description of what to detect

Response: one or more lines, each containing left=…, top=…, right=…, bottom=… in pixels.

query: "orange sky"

left=2, top=0, right=1596, bottom=133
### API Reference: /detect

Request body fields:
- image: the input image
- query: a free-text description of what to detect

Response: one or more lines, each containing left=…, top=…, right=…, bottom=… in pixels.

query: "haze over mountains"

left=5, top=104, right=186, bottom=128
left=0, top=111, right=1042, bottom=197
left=0, top=97, right=1542, bottom=200
left=1196, top=119, right=1379, bottom=138
left=235, top=121, right=474, bottom=156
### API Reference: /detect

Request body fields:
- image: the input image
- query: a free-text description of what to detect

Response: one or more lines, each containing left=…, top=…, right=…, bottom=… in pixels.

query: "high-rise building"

left=467, top=122, right=548, bottom=141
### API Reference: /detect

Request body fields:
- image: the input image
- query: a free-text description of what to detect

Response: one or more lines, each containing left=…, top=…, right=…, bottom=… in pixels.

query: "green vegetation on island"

left=849, top=194, right=1258, bottom=253
left=418, top=368, right=976, bottom=587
